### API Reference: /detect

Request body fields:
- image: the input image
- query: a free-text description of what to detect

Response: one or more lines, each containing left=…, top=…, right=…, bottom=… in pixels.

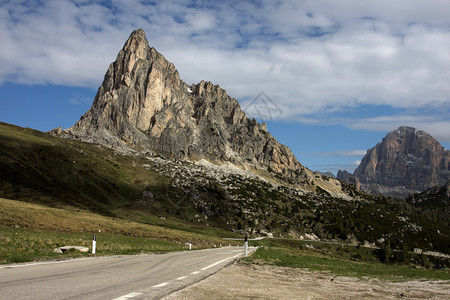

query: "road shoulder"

left=163, top=262, right=450, bottom=299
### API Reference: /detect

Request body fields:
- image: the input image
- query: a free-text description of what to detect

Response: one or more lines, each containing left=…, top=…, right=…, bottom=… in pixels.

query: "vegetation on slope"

left=244, top=239, right=450, bottom=281
left=0, top=197, right=239, bottom=264
left=0, top=122, right=448, bottom=270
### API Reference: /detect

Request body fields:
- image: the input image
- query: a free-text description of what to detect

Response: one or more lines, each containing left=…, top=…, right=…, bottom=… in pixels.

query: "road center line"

left=112, top=292, right=142, bottom=300
left=190, top=271, right=200, bottom=274
left=200, top=253, right=242, bottom=271
left=176, top=276, right=188, bottom=280
left=153, top=282, right=170, bottom=288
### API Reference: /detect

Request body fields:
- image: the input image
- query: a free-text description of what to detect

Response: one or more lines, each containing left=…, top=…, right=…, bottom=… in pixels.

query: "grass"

left=0, top=198, right=221, bottom=241
left=244, top=241, right=450, bottom=282
left=0, top=198, right=240, bottom=264
left=0, top=226, right=187, bottom=264
left=0, top=122, right=170, bottom=216
left=124, top=211, right=242, bottom=239
left=0, top=122, right=243, bottom=264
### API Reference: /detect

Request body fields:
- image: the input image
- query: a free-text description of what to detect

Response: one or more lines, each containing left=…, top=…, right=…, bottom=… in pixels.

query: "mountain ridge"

left=54, top=28, right=346, bottom=196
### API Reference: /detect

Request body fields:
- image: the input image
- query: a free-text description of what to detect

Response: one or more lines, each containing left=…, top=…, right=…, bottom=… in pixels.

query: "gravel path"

left=163, top=262, right=450, bottom=299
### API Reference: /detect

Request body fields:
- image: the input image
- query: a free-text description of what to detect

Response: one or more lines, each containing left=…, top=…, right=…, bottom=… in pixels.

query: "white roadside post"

left=189, top=242, right=192, bottom=250
left=244, top=235, right=248, bottom=257
left=92, top=235, right=96, bottom=254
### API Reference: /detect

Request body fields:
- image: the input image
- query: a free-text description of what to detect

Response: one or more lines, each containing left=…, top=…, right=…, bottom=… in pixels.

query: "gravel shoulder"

left=163, top=262, right=450, bottom=300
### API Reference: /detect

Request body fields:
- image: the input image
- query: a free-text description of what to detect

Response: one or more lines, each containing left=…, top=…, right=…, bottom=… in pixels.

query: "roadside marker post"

left=244, top=235, right=248, bottom=257
left=92, top=235, right=96, bottom=254
left=185, top=241, right=192, bottom=250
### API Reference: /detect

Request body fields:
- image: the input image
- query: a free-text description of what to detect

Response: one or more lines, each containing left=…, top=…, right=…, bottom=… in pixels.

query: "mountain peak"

left=122, top=28, right=149, bottom=59
left=125, top=28, right=148, bottom=46
left=59, top=29, right=347, bottom=193
left=352, top=126, right=450, bottom=198
left=388, top=125, right=428, bottom=138
left=130, top=28, right=146, bottom=39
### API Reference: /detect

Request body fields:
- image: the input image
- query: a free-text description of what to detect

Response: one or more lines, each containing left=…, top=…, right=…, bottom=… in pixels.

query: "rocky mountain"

left=55, top=29, right=344, bottom=195
left=338, top=126, right=450, bottom=198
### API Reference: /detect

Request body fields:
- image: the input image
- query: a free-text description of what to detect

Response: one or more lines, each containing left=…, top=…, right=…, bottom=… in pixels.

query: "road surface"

left=0, top=246, right=249, bottom=300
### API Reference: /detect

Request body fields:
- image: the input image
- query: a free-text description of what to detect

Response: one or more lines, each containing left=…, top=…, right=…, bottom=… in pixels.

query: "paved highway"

left=0, top=246, right=249, bottom=300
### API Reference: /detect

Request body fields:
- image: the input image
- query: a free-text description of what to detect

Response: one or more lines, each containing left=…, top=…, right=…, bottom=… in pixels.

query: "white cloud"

left=1, top=0, right=449, bottom=141
left=352, top=160, right=361, bottom=166
left=348, top=116, right=450, bottom=143
left=67, top=96, right=92, bottom=105
left=304, top=150, right=367, bottom=157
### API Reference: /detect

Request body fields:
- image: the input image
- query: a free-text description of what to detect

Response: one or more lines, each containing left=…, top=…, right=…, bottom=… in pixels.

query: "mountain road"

left=0, top=246, right=250, bottom=300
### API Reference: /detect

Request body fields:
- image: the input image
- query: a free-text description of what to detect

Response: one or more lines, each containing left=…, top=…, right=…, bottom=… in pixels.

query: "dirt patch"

left=163, top=262, right=450, bottom=299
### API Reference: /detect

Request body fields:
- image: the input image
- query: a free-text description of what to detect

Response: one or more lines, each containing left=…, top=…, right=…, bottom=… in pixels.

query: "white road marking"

left=0, top=255, right=129, bottom=269
left=190, top=271, right=200, bottom=274
left=153, top=282, right=170, bottom=288
left=200, top=253, right=242, bottom=271
left=0, top=257, right=97, bottom=269
left=176, top=276, right=188, bottom=280
left=112, top=292, right=142, bottom=300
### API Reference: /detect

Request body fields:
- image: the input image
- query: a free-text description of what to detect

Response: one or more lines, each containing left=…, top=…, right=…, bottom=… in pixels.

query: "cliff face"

left=336, top=170, right=360, bottom=191
left=352, top=126, right=450, bottom=198
left=61, top=29, right=310, bottom=182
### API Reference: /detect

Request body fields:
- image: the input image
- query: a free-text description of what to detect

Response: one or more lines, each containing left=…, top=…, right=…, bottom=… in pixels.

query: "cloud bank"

left=1, top=0, right=449, bottom=141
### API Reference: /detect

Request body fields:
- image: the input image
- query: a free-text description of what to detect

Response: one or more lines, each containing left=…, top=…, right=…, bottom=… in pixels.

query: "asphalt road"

left=0, top=246, right=249, bottom=300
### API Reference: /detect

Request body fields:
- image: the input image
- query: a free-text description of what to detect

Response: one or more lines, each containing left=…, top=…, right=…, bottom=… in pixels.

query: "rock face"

left=349, top=126, right=450, bottom=198
left=61, top=29, right=310, bottom=183
left=336, top=170, right=360, bottom=191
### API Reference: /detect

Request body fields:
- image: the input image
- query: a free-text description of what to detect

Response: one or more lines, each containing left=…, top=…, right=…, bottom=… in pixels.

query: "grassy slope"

left=0, top=122, right=161, bottom=214
left=0, top=122, right=240, bottom=232
left=0, top=122, right=243, bottom=263
left=0, top=197, right=240, bottom=264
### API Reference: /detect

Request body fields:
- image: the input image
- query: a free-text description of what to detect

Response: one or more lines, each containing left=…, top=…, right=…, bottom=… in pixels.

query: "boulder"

left=53, top=246, right=89, bottom=253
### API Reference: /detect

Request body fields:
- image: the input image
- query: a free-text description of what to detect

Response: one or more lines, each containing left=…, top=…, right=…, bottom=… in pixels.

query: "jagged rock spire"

left=61, top=29, right=346, bottom=193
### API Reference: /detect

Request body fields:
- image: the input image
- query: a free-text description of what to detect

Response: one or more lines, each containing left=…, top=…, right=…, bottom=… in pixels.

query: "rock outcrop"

left=345, top=126, right=450, bottom=198
left=58, top=29, right=315, bottom=185
left=336, top=170, right=360, bottom=191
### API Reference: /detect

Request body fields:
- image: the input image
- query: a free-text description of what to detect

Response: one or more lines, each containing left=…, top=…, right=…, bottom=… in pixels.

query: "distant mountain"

left=53, top=28, right=345, bottom=195
left=314, top=171, right=335, bottom=178
left=336, top=170, right=360, bottom=191
left=338, top=126, right=450, bottom=198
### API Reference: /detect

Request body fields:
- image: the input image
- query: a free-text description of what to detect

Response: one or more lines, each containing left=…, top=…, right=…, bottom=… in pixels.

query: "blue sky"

left=1, top=0, right=449, bottom=174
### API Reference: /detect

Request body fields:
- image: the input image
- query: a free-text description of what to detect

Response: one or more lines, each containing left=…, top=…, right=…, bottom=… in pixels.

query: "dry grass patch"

left=0, top=198, right=227, bottom=249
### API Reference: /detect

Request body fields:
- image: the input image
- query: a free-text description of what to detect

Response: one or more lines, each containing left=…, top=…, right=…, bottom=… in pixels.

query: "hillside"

left=1, top=122, right=449, bottom=258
